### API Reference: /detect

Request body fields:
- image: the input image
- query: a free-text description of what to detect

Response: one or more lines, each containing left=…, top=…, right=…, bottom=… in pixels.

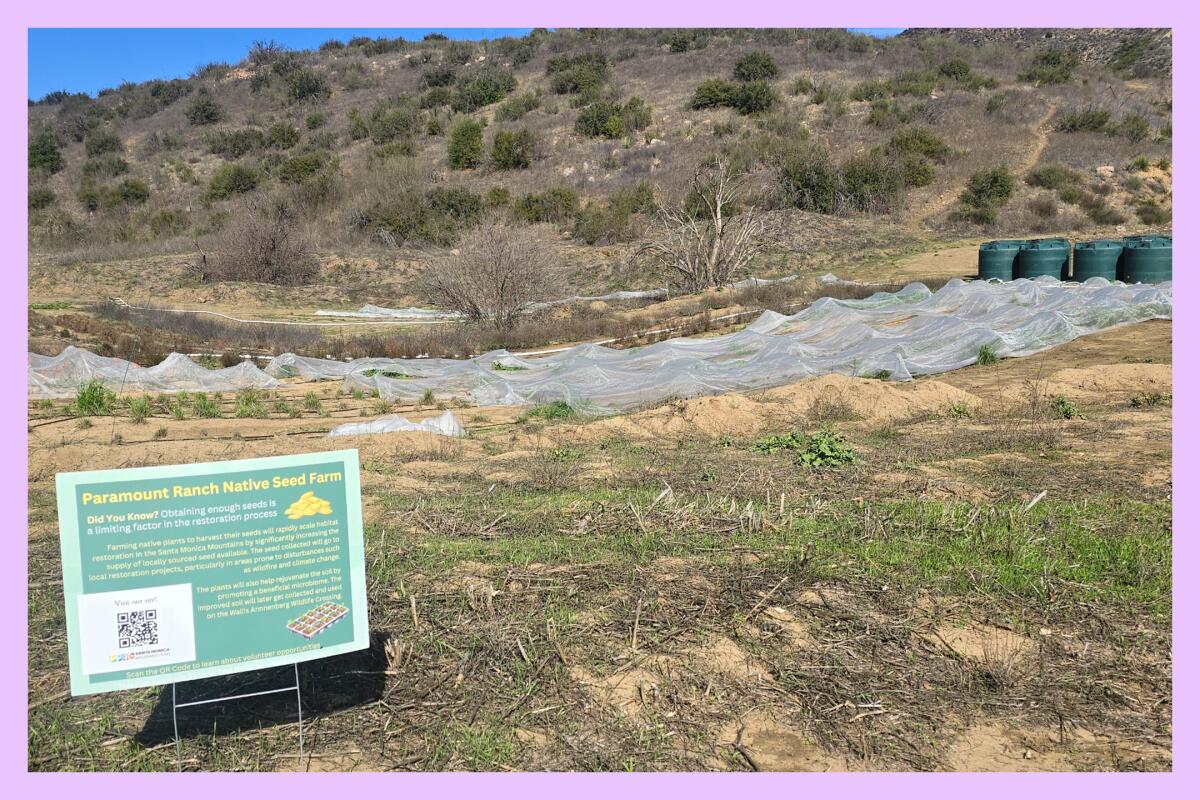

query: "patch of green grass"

left=152, top=426, right=168, bottom=440
left=233, top=389, right=268, bottom=418
left=491, top=361, right=529, bottom=371
left=518, top=401, right=575, bottom=422
left=302, top=391, right=323, bottom=413
left=866, top=369, right=892, bottom=380
left=73, top=380, right=116, bottom=417
left=420, top=388, right=437, bottom=406
left=191, top=392, right=223, bottom=418
left=977, top=344, right=999, bottom=366
left=124, top=395, right=153, bottom=424
left=29, top=301, right=72, bottom=310
left=368, top=489, right=1170, bottom=608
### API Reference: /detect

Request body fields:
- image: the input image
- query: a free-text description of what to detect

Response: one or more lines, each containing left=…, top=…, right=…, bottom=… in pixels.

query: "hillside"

left=28, top=28, right=1171, bottom=308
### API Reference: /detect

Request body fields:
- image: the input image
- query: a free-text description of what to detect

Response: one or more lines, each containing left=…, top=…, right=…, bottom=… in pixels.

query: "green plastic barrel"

left=978, top=240, right=1026, bottom=281
left=1017, top=238, right=1071, bottom=280
left=1122, top=238, right=1172, bottom=283
left=1118, top=234, right=1170, bottom=280
left=1072, top=240, right=1122, bottom=281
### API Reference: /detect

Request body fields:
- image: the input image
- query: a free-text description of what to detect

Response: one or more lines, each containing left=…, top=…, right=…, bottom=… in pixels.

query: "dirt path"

left=915, top=102, right=1059, bottom=225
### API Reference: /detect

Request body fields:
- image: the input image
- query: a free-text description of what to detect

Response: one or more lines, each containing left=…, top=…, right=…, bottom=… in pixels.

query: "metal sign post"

left=171, top=663, right=304, bottom=770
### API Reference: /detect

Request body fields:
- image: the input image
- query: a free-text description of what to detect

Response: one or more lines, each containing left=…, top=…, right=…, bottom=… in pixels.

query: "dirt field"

left=27, top=319, right=1172, bottom=771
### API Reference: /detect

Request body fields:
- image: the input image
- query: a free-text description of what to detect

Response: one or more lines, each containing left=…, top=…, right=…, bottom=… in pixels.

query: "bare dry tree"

left=207, top=195, right=317, bottom=285
left=639, top=157, right=779, bottom=292
left=421, top=219, right=564, bottom=331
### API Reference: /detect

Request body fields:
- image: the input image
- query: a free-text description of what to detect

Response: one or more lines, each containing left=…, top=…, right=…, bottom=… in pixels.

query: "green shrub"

left=514, top=186, right=580, bottom=224
left=1127, top=156, right=1151, bottom=173
left=29, top=187, right=56, bottom=210
left=266, top=122, right=300, bottom=149
left=355, top=186, right=484, bottom=246
left=485, top=186, right=512, bottom=207
left=886, top=127, right=950, bottom=162
left=205, top=128, right=266, bottom=158
left=149, top=208, right=188, bottom=236
left=367, top=96, right=421, bottom=144
left=451, top=67, right=517, bottom=113
left=284, top=69, right=331, bottom=103
left=900, top=155, right=935, bottom=187
left=691, top=78, right=736, bottom=109
left=733, top=51, right=779, bottom=82
left=790, top=76, right=817, bottom=96
left=1026, top=165, right=1083, bottom=191
left=81, top=153, right=130, bottom=180
left=421, top=64, right=458, bottom=88
left=1112, top=112, right=1151, bottom=143
left=495, top=91, right=541, bottom=121
left=490, top=128, right=537, bottom=169
left=575, top=101, right=625, bottom=138
left=850, top=80, right=891, bottom=102
left=185, top=91, right=224, bottom=125
left=1134, top=199, right=1171, bottom=226
left=938, top=58, right=972, bottom=81
left=985, top=92, right=1006, bottom=114
left=620, top=96, right=653, bottom=131
left=690, top=78, right=774, bottom=115
left=29, top=130, right=64, bottom=174
left=1019, top=49, right=1079, bottom=84
left=1130, top=391, right=1169, bottom=409
left=206, top=163, right=260, bottom=200
left=546, top=52, right=611, bottom=96
left=777, top=145, right=842, bottom=214
left=573, top=181, right=654, bottom=244
left=448, top=119, right=485, bottom=169
left=276, top=151, right=330, bottom=183
left=1050, top=395, right=1083, bottom=419
left=730, top=81, right=778, bottom=115
left=958, top=167, right=1013, bottom=219
left=84, top=129, right=122, bottom=157
left=73, top=380, right=116, bottom=416
left=106, top=178, right=150, bottom=206
left=1055, top=107, right=1111, bottom=133
left=841, top=152, right=905, bottom=213
left=977, top=344, right=999, bottom=365
left=419, top=87, right=454, bottom=109
left=810, top=84, right=844, bottom=106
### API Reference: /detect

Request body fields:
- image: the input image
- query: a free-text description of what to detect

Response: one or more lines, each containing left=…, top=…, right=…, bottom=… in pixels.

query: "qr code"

left=116, top=609, right=158, bottom=649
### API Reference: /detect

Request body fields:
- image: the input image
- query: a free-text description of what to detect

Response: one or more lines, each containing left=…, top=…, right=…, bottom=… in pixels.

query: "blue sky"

left=28, top=28, right=905, bottom=100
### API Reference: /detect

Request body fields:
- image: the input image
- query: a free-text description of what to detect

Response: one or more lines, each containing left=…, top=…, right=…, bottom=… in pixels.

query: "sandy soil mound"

left=762, top=374, right=981, bottom=422
left=1043, top=364, right=1172, bottom=401
left=545, top=375, right=982, bottom=444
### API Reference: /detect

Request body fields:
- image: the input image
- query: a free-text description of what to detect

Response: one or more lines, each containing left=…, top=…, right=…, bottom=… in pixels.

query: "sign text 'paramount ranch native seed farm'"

left=56, top=450, right=369, bottom=695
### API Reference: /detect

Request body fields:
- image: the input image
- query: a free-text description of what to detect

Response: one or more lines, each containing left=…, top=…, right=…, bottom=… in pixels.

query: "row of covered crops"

left=979, top=234, right=1172, bottom=283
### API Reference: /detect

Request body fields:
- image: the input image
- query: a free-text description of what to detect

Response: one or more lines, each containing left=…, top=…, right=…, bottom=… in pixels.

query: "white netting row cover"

left=314, top=288, right=673, bottom=320
left=312, top=276, right=807, bottom=320
left=30, top=278, right=1172, bottom=414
